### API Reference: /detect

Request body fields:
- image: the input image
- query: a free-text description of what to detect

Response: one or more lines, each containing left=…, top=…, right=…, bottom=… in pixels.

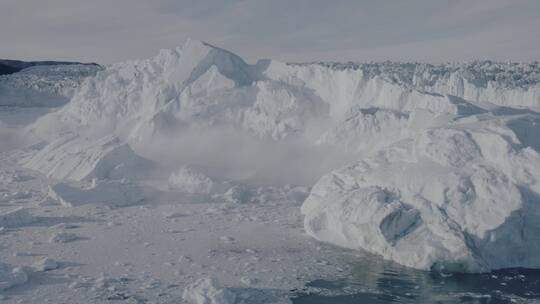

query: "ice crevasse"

left=20, top=39, right=540, bottom=272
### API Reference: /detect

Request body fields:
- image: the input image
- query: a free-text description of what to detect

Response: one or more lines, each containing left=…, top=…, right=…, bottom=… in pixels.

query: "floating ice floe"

left=0, top=207, right=35, bottom=228
left=0, top=263, right=28, bottom=291
left=34, top=257, right=58, bottom=271
left=168, top=167, right=214, bottom=194
left=182, top=277, right=236, bottom=304
left=48, top=180, right=146, bottom=207
left=49, top=232, right=80, bottom=243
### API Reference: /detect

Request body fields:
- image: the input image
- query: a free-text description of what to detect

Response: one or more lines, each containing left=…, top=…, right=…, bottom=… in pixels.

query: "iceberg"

left=21, top=39, right=540, bottom=272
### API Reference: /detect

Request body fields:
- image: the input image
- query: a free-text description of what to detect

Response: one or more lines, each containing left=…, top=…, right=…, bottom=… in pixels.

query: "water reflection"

left=292, top=251, right=540, bottom=303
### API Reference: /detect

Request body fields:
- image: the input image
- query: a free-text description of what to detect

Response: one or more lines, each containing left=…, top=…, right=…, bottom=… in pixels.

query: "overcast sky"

left=1, top=0, right=539, bottom=64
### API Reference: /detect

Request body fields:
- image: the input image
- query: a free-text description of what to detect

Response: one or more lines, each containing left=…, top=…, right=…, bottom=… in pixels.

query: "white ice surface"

left=2, top=39, right=540, bottom=303
left=0, top=144, right=351, bottom=303
left=302, top=106, right=540, bottom=272
left=22, top=134, right=155, bottom=181
left=168, top=166, right=214, bottom=194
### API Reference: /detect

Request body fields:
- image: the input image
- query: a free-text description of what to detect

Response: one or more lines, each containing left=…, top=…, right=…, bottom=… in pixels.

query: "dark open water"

left=292, top=255, right=540, bottom=304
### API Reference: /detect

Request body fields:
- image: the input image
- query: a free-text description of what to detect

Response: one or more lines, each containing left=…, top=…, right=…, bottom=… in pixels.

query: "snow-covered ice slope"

left=23, top=135, right=154, bottom=181
left=0, top=64, right=101, bottom=107
left=22, top=39, right=540, bottom=272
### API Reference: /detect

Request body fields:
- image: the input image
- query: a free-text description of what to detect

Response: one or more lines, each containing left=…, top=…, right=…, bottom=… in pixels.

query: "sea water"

left=292, top=253, right=540, bottom=304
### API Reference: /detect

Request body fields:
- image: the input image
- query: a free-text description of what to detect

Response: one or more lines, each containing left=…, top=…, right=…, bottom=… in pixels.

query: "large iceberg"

left=22, top=39, right=540, bottom=272
left=302, top=106, right=540, bottom=272
left=30, top=39, right=540, bottom=145
left=29, top=39, right=329, bottom=143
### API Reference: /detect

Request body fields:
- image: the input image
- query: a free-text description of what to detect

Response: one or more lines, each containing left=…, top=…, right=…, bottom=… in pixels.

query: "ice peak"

left=179, top=38, right=212, bottom=55
left=168, top=38, right=255, bottom=88
left=180, top=38, right=222, bottom=52
left=178, top=38, right=243, bottom=65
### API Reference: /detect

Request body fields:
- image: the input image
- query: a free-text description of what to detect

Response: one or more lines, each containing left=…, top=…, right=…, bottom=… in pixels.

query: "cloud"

left=1, top=0, right=539, bottom=63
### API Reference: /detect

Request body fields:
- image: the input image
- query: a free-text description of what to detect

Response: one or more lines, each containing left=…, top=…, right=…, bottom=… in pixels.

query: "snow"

left=1, top=38, right=540, bottom=302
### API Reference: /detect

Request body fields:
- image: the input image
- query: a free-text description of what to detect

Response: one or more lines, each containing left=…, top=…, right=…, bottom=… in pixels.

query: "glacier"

left=0, top=63, right=101, bottom=107
left=16, top=39, right=540, bottom=273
